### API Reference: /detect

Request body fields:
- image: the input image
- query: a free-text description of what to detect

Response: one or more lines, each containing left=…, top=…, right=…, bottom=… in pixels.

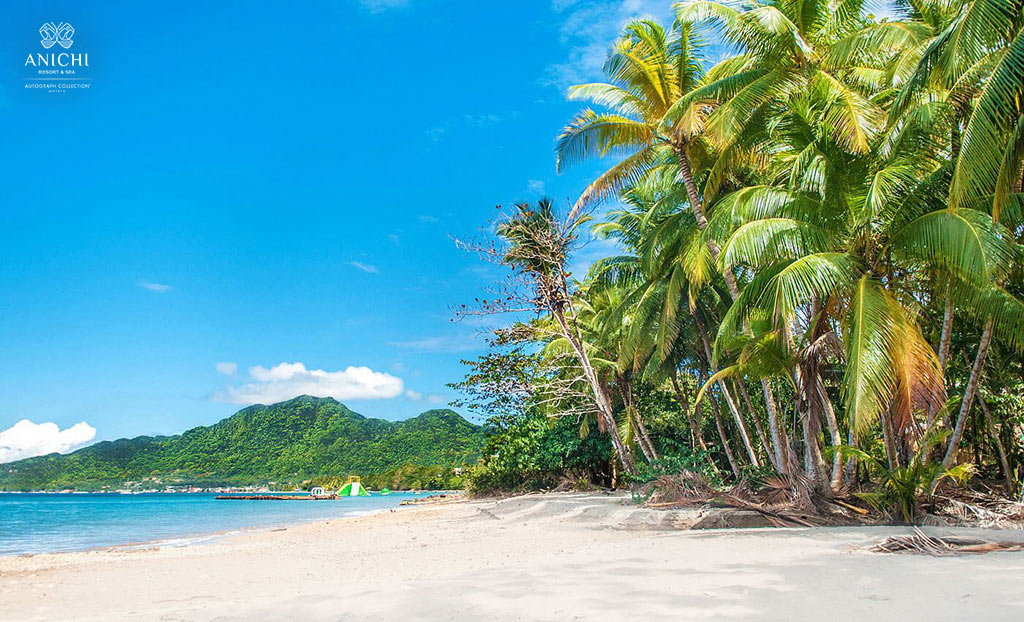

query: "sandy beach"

left=1, top=492, right=1023, bottom=621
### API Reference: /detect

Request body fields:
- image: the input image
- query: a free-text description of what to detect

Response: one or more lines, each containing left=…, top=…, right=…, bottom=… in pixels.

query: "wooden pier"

left=215, top=494, right=335, bottom=500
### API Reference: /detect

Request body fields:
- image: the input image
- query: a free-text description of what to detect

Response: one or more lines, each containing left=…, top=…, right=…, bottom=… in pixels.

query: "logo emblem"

left=40, top=22, right=74, bottom=49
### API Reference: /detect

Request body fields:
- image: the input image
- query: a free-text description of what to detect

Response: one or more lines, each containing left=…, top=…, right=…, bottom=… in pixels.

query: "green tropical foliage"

left=837, top=431, right=975, bottom=522
left=456, top=0, right=1024, bottom=510
left=0, top=396, right=482, bottom=491
left=448, top=347, right=615, bottom=493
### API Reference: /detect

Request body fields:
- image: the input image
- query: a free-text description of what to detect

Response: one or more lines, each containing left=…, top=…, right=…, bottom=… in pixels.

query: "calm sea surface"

left=0, top=492, right=420, bottom=556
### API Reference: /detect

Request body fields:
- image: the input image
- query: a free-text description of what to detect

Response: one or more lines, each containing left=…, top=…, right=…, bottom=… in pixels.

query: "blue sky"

left=0, top=0, right=688, bottom=454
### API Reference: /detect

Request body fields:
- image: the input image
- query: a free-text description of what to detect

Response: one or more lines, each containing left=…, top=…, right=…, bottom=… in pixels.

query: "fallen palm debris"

left=932, top=489, right=1024, bottom=528
left=638, top=469, right=1024, bottom=529
left=870, top=528, right=1024, bottom=556
left=642, top=472, right=717, bottom=506
left=399, top=493, right=464, bottom=506
left=639, top=471, right=869, bottom=528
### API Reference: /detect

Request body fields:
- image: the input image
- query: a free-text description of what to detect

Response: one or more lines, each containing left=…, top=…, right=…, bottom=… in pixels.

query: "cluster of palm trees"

left=497, top=0, right=1024, bottom=499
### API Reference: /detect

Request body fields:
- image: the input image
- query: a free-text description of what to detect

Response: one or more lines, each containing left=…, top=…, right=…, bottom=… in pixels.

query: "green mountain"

left=0, top=396, right=482, bottom=491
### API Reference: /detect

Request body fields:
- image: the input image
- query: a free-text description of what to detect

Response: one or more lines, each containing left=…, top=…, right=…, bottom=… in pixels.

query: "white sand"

left=2, top=492, right=1023, bottom=621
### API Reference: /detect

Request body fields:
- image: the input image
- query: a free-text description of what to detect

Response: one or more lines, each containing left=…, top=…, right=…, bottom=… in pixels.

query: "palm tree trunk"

left=843, top=423, right=858, bottom=484
left=629, top=405, right=656, bottom=463
left=795, top=368, right=829, bottom=494
left=629, top=407, right=656, bottom=463
left=800, top=413, right=827, bottom=491
left=978, top=396, right=1014, bottom=490
left=673, top=139, right=787, bottom=473
left=551, top=309, right=637, bottom=476
left=674, top=139, right=710, bottom=230
left=700, top=360, right=741, bottom=479
left=928, top=288, right=955, bottom=430
left=764, top=382, right=790, bottom=475
left=634, top=409, right=658, bottom=460
left=620, top=375, right=656, bottom=463
left=937, top=289, right=954, bottom=370
left=671, top=372, right=721, bottom=479
left=709, top=393, right=741, bottom=479
left=692, top=307, right=761, bottom=467
left=942, top=319, right=994, bottom=470
left=736, top=379, right=775, bottom=468
left=628, top=385, right=659, bottom=461
left=816, top=377, right=844, bottom=490
left=880, top=411, right=899, bottom=471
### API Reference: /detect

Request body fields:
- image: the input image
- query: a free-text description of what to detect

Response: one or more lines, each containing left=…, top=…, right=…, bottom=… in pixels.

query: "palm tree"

left=458, top=1, right=1024, bottom=504
left=556, top=19, right=710, bottom=221
left=888, top=0, right=1024, bottom=219
left=496, top=200, right=638, bottom=475
left=588, top=181, right=767, bottom=469
left=563, top=282, right=661, bottom=463
left=889, top=0, right=1024, bottom=467
left=702, top=54, right=1024, bottom=488
left=672, top=0, right=887, bottom=155
left=559, top=16, right=794, bottom=470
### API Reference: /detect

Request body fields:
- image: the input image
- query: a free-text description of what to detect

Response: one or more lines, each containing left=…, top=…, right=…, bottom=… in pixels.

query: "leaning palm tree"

left=496, top=200, right=638, bottom=475
left=572, top=282, right=661, bottom=462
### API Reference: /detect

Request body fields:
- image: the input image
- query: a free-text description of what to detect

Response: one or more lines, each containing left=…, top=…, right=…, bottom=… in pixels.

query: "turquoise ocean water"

left=0, top=492, right=419, bottom=556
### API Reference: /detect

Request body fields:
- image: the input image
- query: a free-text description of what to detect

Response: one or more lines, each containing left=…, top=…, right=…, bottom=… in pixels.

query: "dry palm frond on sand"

left=642, top=472, right=718, bottom=505
left=934, top=490, right=1024, bottom=528
left=871, top=528, right=1024, bottom=555
left=641, top=471, right=852, bottom=527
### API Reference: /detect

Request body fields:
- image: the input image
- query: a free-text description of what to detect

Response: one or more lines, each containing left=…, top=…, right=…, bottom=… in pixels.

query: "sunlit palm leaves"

left=543, top=2, right=1024, bottom=486
left=557, top=19, right=711, bottom=213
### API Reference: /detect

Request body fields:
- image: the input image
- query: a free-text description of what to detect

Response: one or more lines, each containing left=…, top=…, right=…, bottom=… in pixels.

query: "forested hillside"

left=0, top=396, right=482, bottom=490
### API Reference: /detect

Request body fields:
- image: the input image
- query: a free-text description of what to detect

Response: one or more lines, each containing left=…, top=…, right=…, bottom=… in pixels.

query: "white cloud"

left=138, top=280, right=172, bottom=293
left=359, top=0, right=411, bottom=13
left=0, top=420, right=96, bottom=463
left=215, top=361, right=238, bottom=376
left=527, top=179, right=546, bottom=195
left=426, top=394, right=446, bottom=404
left=545, top=0, right=671, bottom=89
left=425, top=125, right=448, bottom=142
left=426, top=113, right=506, bottom=143
left=463, top=113, right=502, bottom=127
left=389, top=333, right=483, bottom=353
left=405, top=389, right=423, bottom=400
left=348, top=261, right=380, bottom=274
left=215, top=362, right=404, bottom=405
